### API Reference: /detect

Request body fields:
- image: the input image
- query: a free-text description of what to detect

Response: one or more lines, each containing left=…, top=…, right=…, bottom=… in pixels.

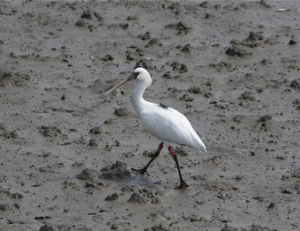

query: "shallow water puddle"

left=42, top=172, right=157, bottom=188
left=42, top=175, right=77, bottom=184
left=110, top=175, right=156, bottom=187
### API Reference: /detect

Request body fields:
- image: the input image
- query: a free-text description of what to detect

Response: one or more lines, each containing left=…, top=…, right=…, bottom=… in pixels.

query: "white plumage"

left=130, top=68, right=206, bottom=152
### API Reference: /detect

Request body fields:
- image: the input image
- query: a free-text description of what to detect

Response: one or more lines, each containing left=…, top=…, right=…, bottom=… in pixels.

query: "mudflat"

left=0, top=1, right=299, bottom=231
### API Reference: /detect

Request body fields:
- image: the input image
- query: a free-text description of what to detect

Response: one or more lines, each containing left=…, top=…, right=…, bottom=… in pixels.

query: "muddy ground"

left=0, top=1, right=300, bottom=230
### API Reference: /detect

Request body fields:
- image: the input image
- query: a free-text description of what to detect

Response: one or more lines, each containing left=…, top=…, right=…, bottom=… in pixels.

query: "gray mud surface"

left=0, top=1, right=300, bottom=230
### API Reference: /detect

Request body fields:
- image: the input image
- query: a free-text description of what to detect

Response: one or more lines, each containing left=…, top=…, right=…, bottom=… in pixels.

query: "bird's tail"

left=191, top=130, right=206, bottom=152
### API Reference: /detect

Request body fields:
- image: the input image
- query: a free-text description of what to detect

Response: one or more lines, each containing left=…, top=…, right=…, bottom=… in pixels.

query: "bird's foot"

left=131, top=167, right=149, bottom=176
left=177, top=180, right=189, bottom=189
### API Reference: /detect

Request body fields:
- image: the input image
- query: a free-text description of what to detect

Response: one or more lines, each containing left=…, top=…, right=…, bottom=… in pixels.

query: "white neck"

left=131, top=81, right=148, bottom=117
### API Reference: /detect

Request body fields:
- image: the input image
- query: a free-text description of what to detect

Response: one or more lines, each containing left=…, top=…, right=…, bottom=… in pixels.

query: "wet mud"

left=0, top=1, right=300, bottom=231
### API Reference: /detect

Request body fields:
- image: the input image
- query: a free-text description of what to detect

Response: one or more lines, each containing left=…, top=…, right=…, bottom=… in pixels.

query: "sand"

left=0, top=1, right=300, bottom=230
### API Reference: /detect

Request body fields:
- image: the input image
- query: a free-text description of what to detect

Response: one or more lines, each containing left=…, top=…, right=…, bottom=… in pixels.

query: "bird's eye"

left=134, top=72, right=139, bottom=78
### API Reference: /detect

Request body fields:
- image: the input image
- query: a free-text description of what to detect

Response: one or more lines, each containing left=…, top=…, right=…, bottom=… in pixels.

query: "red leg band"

left=168, top=146, right=176, bottom=157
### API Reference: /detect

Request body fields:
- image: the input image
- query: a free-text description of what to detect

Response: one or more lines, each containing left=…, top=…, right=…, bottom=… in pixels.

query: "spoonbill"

left=102, top=68, right=206, bottom=188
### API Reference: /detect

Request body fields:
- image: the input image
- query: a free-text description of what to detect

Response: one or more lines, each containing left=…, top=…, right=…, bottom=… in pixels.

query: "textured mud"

left=0, top=1, right=300, bottom=231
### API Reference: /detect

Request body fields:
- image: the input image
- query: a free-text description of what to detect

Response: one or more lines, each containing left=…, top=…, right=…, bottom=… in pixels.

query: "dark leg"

left=168, top=146, right=189, bottom=188
left=131, top=142, right=164, bottom=175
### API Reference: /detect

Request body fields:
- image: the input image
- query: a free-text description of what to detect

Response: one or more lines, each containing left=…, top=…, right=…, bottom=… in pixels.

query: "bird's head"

left=102, top=67, right=152, bottom=99
left=133, top=67, right=152, bottom=87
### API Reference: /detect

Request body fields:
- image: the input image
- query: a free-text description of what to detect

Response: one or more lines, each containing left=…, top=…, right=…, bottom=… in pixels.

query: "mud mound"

left=0, top=70, right=30, bottom=87
left=100, top=161, right=131, bottom=179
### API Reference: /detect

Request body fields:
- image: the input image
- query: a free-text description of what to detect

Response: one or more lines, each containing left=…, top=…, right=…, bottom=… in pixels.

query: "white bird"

left=102, top=67, right=206, bottom=188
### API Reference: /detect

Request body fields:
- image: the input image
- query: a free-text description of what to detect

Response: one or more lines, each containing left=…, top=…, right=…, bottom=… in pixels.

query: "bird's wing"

left=140, top=104, right=205, bottom=151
